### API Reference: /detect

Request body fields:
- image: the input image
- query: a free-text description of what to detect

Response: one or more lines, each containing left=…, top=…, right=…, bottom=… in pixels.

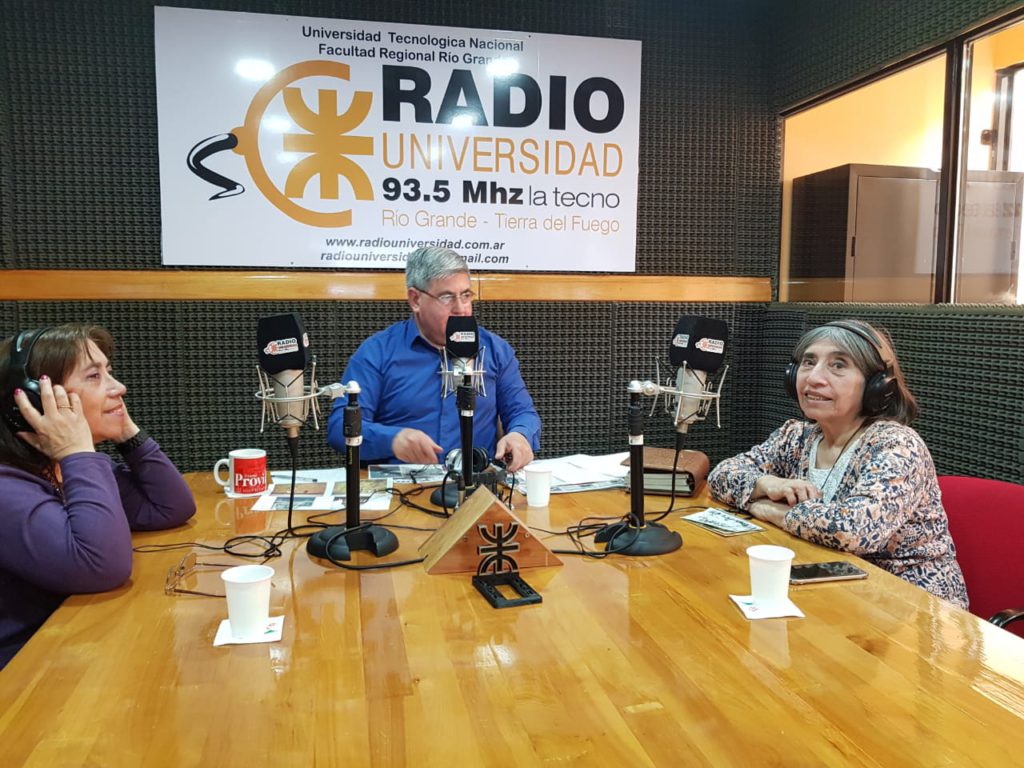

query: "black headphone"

left=3, top=328, right=52, bottom=433
left=784, top=320, right=897, bottom=416
left=444, top=447, right=490, bottom=475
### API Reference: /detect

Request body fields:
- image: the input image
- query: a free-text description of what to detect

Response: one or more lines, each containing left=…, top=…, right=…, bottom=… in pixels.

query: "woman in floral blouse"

left=708, top=319, right=968, bottom=608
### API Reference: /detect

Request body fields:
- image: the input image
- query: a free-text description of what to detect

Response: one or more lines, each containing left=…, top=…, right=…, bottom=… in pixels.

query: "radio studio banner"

left=154, top=7, right=641, bottom=271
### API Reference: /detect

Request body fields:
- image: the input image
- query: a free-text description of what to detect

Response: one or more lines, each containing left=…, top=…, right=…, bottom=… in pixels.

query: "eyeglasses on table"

left=164, top=552, right=231, bottom=598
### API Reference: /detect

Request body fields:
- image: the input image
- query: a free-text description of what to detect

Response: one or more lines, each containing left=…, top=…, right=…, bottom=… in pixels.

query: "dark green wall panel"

left=771, top=0, right=1023, bottom=110
left=0, top=0, right=777, bottom=276
left=2, top=1, right=1021, bottom=484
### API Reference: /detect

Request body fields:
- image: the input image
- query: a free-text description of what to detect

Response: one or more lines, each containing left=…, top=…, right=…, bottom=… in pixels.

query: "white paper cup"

left=524, top=466, right=552, bottom=507
left=221, top=564, right=274, bottom=639
left=746, top=545, right=795, bottom=607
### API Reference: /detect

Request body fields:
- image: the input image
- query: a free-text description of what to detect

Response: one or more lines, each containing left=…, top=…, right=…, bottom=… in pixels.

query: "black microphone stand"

left=318, top=382, right=398, bottom=560
left=594, top=381, right=683, bottom=556
left=457, top=374, right=475, bottom=504
left=431, top=373, right=475, bottom=510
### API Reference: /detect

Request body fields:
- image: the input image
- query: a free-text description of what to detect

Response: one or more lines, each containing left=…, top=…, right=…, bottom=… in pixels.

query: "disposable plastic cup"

left=221, top=564, right=274, bottom=639
left=746, top=545, right=795, bottom=607
left=524, top=466, right=552, bottom=507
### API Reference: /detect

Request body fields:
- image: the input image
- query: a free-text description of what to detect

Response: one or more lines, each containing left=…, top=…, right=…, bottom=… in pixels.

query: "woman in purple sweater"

left=0, top=324, right=196, bottom=668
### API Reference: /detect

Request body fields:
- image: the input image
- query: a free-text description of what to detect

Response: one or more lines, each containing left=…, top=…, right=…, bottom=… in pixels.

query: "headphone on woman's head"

left=3, top=328, right=52, bottom=433
left=784, top=320, right=897, bottom=416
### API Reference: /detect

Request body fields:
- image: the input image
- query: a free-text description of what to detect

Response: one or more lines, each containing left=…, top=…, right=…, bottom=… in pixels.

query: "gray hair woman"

left=708, top=319, right=968, bottom=608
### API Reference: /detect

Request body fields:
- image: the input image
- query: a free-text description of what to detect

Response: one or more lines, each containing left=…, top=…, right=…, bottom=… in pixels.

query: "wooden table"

left=2, top=473, right=1023, bottom=767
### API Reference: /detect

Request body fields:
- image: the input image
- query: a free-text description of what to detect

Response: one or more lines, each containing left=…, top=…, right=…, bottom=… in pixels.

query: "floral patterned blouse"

left=708, top=419, right=969, bottom=609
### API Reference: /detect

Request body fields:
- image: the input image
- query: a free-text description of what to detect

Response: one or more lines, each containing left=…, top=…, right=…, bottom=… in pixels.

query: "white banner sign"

left=154, top=7, right=641, bottom=271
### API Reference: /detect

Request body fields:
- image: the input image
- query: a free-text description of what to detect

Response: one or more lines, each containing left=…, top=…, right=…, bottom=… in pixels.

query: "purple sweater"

left=0, top=439, right=196, bottom=668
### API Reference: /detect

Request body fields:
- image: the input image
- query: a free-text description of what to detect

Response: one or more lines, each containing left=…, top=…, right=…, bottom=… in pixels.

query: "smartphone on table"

left=790, top=561, right=868, bottom=584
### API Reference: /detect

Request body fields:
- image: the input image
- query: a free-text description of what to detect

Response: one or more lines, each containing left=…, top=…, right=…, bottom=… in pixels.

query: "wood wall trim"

left=0, top=270, right=771, bottom=303
left=476, top=274, right=770, bottom=302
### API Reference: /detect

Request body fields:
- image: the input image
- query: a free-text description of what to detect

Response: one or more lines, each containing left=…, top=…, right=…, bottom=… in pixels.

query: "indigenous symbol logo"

left=476, top=522, right=521, bottom=574
left=186, top=60, right=374, bottom=227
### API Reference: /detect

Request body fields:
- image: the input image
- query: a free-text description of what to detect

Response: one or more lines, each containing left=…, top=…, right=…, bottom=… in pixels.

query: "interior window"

left=959, top=19, right=1024, bottom=304
left=780, top=56, right=946, bottom=303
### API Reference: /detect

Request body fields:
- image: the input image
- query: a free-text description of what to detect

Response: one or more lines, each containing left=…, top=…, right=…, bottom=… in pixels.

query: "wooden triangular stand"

left=418, top=485, right=563, bottom=575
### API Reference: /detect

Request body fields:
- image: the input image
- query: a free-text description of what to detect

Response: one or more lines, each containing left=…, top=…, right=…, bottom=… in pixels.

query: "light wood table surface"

left=1, top=473, right=1023, bottom=767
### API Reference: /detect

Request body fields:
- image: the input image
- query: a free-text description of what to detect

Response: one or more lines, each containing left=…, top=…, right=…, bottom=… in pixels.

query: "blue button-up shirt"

left=327, top=318, right=541, bottom=463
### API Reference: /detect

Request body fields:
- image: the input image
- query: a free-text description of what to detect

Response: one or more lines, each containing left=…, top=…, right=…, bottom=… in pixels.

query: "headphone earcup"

left=3, top=377, right=41, bottom=433
left=472, top=447, right=488, bottom=473
left=445, top=447, right=490, bottom=473
left=783, top=361, right=799, bottom=400
left=4, top=328, right=50, bottom=434
left=862, top=370, right=897, bottom=416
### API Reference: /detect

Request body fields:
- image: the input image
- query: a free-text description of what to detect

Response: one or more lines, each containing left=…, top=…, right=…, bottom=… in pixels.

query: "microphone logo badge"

left=672, top=333, right=690, bottom=348
left=695, top=337, right=725, bottom=354
left=449, top=331, right=477, bottom=343
left=264, top=337, right=299, bottom=355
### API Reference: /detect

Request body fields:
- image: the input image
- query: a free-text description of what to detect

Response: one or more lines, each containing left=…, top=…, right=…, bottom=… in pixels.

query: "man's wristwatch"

left=115, top=428, right=150, bottom=456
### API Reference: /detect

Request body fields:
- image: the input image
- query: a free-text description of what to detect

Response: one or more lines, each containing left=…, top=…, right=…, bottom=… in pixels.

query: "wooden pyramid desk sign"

left=418, top=485, right=563, bottom=575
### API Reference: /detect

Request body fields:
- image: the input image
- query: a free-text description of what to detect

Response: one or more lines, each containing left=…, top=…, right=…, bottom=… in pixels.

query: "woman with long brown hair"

left=0, top=324, right=195, bottom=668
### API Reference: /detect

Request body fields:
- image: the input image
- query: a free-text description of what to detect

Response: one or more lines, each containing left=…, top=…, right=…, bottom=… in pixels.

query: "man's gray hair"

left=405, top=246, right=469, bottom=290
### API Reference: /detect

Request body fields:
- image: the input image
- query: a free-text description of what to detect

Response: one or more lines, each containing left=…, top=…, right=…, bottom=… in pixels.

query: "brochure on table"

left=252, top=469, right=393, bottom=511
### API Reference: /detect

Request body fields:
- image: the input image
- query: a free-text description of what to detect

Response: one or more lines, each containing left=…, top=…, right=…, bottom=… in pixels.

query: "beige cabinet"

left=789, top=163, right=1022, bottom=303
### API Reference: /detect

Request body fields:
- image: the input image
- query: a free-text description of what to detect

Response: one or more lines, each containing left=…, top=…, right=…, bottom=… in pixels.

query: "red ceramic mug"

left=213, top=449, right=267, bottom=497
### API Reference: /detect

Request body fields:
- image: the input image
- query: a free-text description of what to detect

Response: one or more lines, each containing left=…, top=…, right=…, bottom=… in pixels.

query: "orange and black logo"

left=187, top=61, right=373, bottom=227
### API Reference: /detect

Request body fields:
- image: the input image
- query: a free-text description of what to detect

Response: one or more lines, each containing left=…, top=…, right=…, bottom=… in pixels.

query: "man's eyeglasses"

left=418, top=288, right=476, bottom=307
left=164, top=552, right=230, bottom=598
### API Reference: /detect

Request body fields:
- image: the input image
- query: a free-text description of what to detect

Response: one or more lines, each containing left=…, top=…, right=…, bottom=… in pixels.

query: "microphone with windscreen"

left=256, top=313, right=315, bottom=439
left=643, top=317, right=728, bottom=493
left=254, top=313, right=351, bottom=540
left=661, top=316, right=729, bottom=433
left=439, top=315, right=486, bottom=399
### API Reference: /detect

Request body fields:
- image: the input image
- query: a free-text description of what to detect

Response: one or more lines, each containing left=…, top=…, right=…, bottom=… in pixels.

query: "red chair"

left=939, top=475, right=1024, bottom=637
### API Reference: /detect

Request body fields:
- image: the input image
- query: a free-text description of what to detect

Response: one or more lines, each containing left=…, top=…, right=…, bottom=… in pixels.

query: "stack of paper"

left=509, top=453, right=630, bottom=494
left=253, top=470, right=393, bottom=511
left=367, top=464, right=448, bottom=485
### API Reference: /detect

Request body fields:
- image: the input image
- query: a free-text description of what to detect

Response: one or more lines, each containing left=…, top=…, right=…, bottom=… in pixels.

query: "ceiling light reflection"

left=235, top=58, right=275, bottom=82
left=487, top=58, right=520, bottom=77
left=262, top=116, right=292, bottom=133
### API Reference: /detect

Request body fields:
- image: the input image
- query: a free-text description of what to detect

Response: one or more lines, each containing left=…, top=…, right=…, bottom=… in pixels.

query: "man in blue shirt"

left=327, top=247, right=541, bottom=472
